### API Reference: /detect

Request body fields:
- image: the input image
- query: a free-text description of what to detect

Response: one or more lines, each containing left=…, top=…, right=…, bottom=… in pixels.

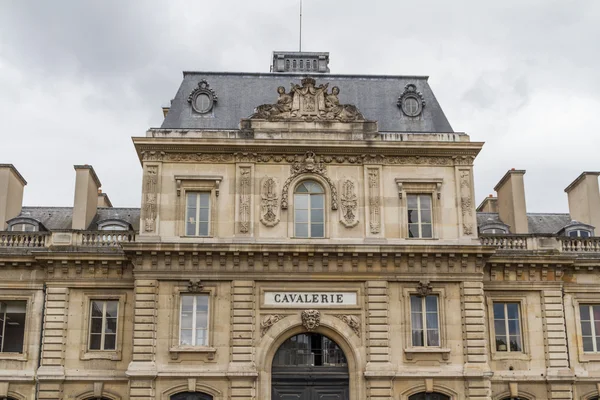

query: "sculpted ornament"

left=368, top=169, right=381, bottom=234
left=188, top=79, right=218, bottom=114
left=260, top=314, right=288, bottom=337
left=397, top=83, right=425, bottom=117
left=187, top=279, right=203, bottom=293
left=143, top=166, right=158, bottom=233
left=459, top=170, right=474, bottom=235
left=260, top=177, right=280, bottom=227
left=238, top=167, right=251, bottom=234
left=281, top=152, right=338, bottom=210
left=340, top=179, right=359, bottom=228
left=416, top=281, right=433, bottom=297
left=251, top=77, right=365, bottom=122
left=333, top=314, right=361, bottom=337
left=301, top=309, right=321, bottom=331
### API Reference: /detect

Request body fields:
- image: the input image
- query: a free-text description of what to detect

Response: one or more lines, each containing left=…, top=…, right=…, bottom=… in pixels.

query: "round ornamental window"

left=195, top=93, right=212, bottom=113
left=402, top=97, right=420, bottom=116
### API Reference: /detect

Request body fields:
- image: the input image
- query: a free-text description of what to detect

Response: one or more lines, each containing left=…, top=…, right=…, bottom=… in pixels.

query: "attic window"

left=568, top=229, right=591, bottom=238
left=97, top=219, right=130, bottom=231
left=10, top=223, right=37, bottom=232
left=481, top=228, right=508, bottom=234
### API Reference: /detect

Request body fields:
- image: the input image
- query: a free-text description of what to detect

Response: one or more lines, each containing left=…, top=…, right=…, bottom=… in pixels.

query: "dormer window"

left=559, top=220, right=595, bottom=238
left=97, top=219, right=131, bottom=231
left=481, top=228, right=508, bottom=234
left=568, top=229, right=591, bottom=238
left=6, top=217, right=42, bottom=232
left=10, top=223, right=37, bottom=232
left=478, top=219, right=510, bottom=235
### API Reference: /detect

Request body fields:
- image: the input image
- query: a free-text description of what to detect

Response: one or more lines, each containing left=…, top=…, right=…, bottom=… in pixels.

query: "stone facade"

left=1, top=59, right=600, bottom=400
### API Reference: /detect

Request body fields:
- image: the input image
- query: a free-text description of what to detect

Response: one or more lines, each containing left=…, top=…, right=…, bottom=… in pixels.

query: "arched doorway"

left=409, top=393, right=450, bottom=400
left=272, top=333, right=349, bottom=400
left=170, top=393, right=212, bottom=400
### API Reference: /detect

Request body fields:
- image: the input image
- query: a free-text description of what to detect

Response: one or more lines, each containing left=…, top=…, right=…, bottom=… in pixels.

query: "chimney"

left=494, top=169, right=528, bottom=233
left=97, top=189, right=113, bottom=208
left=0, top=164, right=27, bottom=230
left=72, top=165, right=101, bottom=230
left=564, top=172, right=600, bottom=231
left=476, top=195, right=498, bottom=213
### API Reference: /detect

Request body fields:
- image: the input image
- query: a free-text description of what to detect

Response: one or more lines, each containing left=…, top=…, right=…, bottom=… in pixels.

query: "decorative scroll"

left=333, top=314, right=361, bottom=337
left=143, top=166, right=158, bottom=232
left=340, top=179, right=358, bottom=228
left=250, top=77, right=365, bottom=122
left=239, top=167, right=251, bottom=234
left=260, top=177, right=280, bottom=227
left=301, top=309, right=321, bottom=331
left=460, top=170, right=474, bottom=235
left=281, top=152, right=338, bottom=210
left=260, top=314, right=288, bottom=337
left=368, top=169, right=381, bottom=234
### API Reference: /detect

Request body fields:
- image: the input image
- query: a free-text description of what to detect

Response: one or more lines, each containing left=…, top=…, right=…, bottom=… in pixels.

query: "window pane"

left=508, top=319, right=520, bottom=336
left=426, top=312, right=438, bottom=329
left=296, top=183, right=308, bottom=193
left=104, top=334, right=116, bottom=350
left=295, top=223, right=309, bottom=238
left=91, top=301, right=103, bottom=317
left=407, top=195, right=418, bottom=209
left=199, top=221, right=209, bottom=236
left=420, top=210, right=432, bottom=223
left=427, top=329, right=440, bottom=346
left=425, top=296, right=438, bottom=312
left=421, top=224, right=432, bottom=238
left=580, top=305, right=591, bottom=320
left=419, top=195, right=432, bottom=209
left=493, top=303, right=505, bottom=319
left=593, top=305, right=600, bottom=321
left=90, top=317, right=103, bottom=334
left=411, top=313, right=423, bottom=330
left=408, top=224, right=419, bottom=238
left=89, top=334, right=102, bottom=350
left=581, top=230, right=590, bottom=238
left=581, top=321, right=592, bottom=336
left=412, top=330, right=423, bottom=346
left=311, top=223, right=324, bottom=238
left=509, top=335, right=522, bottom=351
left=180, top=329, right=192, bottom=346
left=196, top=329, right=207, bottom=346
left=311, top=209, right=324, bottom=223
left=186, top=222, right=196, bottom=236
left=196, top=295, right=209, bottom=310
left=295, top=194, right=309, bottom=209
left=496, top=337, right=508, bottom=351
left=583, top=336, right=594, bottom=352
left=196, top=313, right=208, bottom=329
left=408, top=210, right=419, bottom=224
left=105, top=301, right=118, bottom=318
left=569, top=230, right=578, bottom=237
left=199, top=208, right=209, bottom=222
left=2, top=302, right=26, bottom=353
left=310, top=194, right=324, bottom=208
left=507, top=303, right=519, bottom=319
left=494, top=320, right=506, bottom=336
left=295, top=209, right=308, bottom=223
left=105, top=318, right=117, bottom=334
left=410, top=296, right=422, bottom=313
left=199, top=193, right=210, bottom=207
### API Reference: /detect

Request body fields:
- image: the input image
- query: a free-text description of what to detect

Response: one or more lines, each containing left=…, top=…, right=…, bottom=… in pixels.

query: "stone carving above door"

left=250, top=77, right=365, bottom=122
left=301, top=309, right=321, bottom=331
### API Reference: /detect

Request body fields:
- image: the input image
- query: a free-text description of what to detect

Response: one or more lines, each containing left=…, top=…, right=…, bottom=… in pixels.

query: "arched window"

left=294, top=181, right=325, bottom=238
left=97, top=219, right=131, bottom=231
left=313, top=60, right=317, bottom=70
left=9, top=223, right=37, bottom=232
left=170, top=393, right=212, bottom=400
left=285, top=59, right=290, bottom=71
left=408, top=393, right=450, bottom=400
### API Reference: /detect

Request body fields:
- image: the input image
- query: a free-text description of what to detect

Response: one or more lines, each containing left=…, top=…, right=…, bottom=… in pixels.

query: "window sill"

left=0, top=352, right=27, bottom=361
left=81, top=350, right=122, bottom=361
left=577, top=352, right=600, bottom=363
left=404, top=347, right=450, bottom=360
left=490, top=351, right=530, bottom=361
left=169, top=346, right=216, bottom=360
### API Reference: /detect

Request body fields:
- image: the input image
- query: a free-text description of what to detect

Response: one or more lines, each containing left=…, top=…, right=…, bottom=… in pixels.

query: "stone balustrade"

left=0, top=230, right=135, bottom=249
left=481, top=234, right=600, bottom=253
left=560, top=237, right=600, bottom=252
left=479, top=234, right=528, bottom=250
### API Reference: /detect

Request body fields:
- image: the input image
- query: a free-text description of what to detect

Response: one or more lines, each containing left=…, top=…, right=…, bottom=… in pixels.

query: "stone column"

left=37, top=287, right=69, bottom=399
left=127, top=279, right=158, bottom=399
left=461, top=281, right=491, bottom=400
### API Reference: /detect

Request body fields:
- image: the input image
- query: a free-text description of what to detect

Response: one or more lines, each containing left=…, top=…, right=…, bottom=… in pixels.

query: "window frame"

left=179, top=293, right=210, bottom=347
left=293, top=180, right=326, bottom=239
left=409, top=294, right=441, bottom=348
left=402, top=286, right=450, bottom=360
left=80, top=292, right=127, bottom=361
left=486, top=294, right=530, bottom=361
left=407, top=194, right=434, bottom=239
left=0, top=300, right=27, bottom=355
left=492, top=302, right=523, bottom=353
left=185, top=192, right=212, bottom=237
left=0, top=292, right=35, bottom=361
left=169, top=282, right=217, bottom=360
left=395, top=178, right=443, bottom=240
left=88, top=299, right=119, bottom=352
left=175, top=175, right=222, bottom=238
left=572, top=295, right=600, bottom=362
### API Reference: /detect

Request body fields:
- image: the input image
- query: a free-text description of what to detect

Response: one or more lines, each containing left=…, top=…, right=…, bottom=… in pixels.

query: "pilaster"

left=230, top=280, right=256, bottom=367
left=461, top=281, right=489, bottom=369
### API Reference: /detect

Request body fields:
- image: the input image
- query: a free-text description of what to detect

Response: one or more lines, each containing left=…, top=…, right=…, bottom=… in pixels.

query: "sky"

left=1, top=0, right=599, bottom=212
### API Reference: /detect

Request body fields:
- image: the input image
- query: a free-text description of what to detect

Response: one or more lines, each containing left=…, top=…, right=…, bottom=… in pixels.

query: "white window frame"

left=88, top=300, right=119, bottom=351
left=492, top=302, right=523, bottom=353
left=185, top=192, right=211, bottom=237
left=407, top=194, right=433, bottom=239
left=486, top=293, right=530, bottom=361
left=571, top=294, right=600, bottom=362
left=579, top=304, right=600, bottom=352
left=409, top=294, right=440, bottom=347
left=395, top=178, right=443, bottom=240
left=175, top=175, right=222, bottom=238
left=0, top=292, right=35, bottom=361
left=0, top=300, right=27, bottom=353
left=179, top=294, right=210, bottom=347
left=80, top=292, right=126, bottom=361
left=293, top=180, right=325, bottom=239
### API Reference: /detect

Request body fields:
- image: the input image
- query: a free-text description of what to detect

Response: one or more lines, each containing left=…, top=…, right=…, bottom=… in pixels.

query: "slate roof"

left=160, top=72, right=454, bottom=133
left=477, top=212, right=572, bottom=234
left=16, top=207, right=141, bottom=231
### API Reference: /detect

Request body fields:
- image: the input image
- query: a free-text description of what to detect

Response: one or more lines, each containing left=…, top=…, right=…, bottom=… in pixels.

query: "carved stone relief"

left=250, top=77, right=365, bottom=122
left=238, top=167, right=251, bottom=234
left=260, top=177, right=280, bottom=227
left=281, top=152, right=338, bottom=210
left=143, top=166, right=158, bottom=233
left=367, top=169, right=381, bottom=234
left=301, top=309, right=321, bottom=331
left=187, top=279, right=203, bottom=293
left=340, top=178, right=359, bottom=228
left=333, top=314, right=361, bottom=337
left=260, top=314, right=288, bottom=337
left=416, top=280, right=433, bottom=297
left=459, top=170, right=474, bottom=235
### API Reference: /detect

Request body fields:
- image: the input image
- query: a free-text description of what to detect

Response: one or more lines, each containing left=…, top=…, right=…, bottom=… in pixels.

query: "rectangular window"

left=580, top=304, right=600, bottom=352
left=0, top=300, right=26, bottom=353
left=180, top=294, right=209, bottom=346
left=186, top=192, right=210, bottom=236
left=407, top=194, right=433, bottom=238
left=89, top=300, right=118, bottom=351
left=410, top=295, right=439, bottom=347
left=493, top=302, right=522, bottom=352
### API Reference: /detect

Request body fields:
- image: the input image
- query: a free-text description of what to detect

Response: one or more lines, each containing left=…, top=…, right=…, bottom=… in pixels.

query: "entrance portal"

left=271, top=333, right=349, bottom=400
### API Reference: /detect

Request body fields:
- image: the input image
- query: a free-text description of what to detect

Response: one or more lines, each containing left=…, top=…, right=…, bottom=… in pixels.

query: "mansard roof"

left=15, top=207, right=140, bottom=231
left=477, top=212, right=572, bottom=234
left=160, top=72, right=454, bottom=133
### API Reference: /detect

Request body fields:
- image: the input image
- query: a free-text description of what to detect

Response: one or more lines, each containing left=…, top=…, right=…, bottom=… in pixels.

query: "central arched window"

left=294, top=181, right=325, bottom=238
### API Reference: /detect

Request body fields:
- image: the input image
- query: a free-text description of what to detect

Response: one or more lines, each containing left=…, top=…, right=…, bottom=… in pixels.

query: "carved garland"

left=281, top=152, right=338, bottom=210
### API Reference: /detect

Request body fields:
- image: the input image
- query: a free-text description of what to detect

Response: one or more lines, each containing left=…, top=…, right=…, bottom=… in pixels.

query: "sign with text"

left=264, top=292, right=357, bottom=307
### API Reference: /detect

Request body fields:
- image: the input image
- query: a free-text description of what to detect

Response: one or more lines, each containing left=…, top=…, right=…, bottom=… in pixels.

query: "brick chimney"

left=72, top=165, right=101, bottom=230
left=564, top=172, right=600, bottom=231
left=494, top=169, right=528, bottom=233
left=0, top=164, right=27, bottom=230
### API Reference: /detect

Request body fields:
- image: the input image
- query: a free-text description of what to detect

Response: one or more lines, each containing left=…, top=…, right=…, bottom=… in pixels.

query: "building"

left=1, top=51, right=600, bottom=400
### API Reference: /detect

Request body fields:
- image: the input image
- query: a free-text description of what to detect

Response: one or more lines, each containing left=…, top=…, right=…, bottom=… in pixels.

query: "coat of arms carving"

left=251, top=78, right=365, bottom=122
